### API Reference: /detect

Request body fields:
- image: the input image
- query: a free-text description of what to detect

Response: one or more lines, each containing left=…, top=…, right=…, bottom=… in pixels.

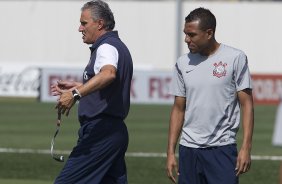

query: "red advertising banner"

left=252, top=74, right=282, bottom=105
left=2, top=65, right=278, bottom=105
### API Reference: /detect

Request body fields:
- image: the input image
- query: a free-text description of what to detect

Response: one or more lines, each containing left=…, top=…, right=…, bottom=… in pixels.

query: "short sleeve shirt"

left=94, top=44, right=119, bottom=74
left=171, top=44, right=252, bottom=148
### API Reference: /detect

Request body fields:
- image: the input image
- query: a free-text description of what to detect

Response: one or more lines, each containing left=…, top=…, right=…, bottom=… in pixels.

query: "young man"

left=166, top=8, right=254, bottom=184
left=51, top=1, right=133, bottom=183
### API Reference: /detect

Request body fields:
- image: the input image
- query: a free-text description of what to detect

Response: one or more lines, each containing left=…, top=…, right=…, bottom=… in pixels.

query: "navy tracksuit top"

left=78, top=31, right=133, bottom=124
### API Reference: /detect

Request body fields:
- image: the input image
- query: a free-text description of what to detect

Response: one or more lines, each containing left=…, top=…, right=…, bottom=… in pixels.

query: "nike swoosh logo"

left=186, top=70, right=193, bottom=73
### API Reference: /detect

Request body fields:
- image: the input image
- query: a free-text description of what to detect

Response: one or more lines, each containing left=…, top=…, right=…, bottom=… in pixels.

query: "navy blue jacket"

left=78, top=31, right=133, bottom=124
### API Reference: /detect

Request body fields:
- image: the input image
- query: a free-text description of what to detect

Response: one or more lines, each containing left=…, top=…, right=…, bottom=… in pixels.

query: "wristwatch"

left=72, top=89, right=81, bottom=100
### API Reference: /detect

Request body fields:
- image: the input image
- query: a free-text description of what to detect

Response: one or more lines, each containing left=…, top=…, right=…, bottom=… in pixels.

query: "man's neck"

left=200, top=41, right=220, bottom=57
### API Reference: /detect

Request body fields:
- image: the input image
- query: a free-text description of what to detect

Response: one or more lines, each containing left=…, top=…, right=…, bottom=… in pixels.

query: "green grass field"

left=0, top=98, right=280, bottom=184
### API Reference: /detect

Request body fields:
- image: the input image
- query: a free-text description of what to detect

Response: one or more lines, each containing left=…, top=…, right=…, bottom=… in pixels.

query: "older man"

left=51, top=1, right=133, bottom=183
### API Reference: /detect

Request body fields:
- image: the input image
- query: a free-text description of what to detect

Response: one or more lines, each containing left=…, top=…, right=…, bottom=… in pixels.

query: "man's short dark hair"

left=185, top=7, right=216, bottom=32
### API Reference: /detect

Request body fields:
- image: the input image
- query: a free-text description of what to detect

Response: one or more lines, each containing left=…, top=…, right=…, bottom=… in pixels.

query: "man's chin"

left=83, top=40, right=90, bottom=44
left=83, top=39, right=94, bottom=44
left=189, top=49, right=197, bottom=53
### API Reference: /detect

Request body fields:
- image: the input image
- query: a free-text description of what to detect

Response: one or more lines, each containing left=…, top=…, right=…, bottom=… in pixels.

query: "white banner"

left=0, top=64, right=40, bottom=97
left=131, top=71, right=173, bottom=104
left=40, top=67, right=174, bottom=104
left=40, top=67, right=84, bottom=102
left=1, top=65, right=281, bottom=105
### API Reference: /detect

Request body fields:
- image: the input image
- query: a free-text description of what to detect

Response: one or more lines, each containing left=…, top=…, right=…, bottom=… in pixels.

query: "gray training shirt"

left=171, top=44, right=252, bottom=148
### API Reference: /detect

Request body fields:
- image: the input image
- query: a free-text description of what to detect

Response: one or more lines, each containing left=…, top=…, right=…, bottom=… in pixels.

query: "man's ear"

left=206, top=29, right=214, bottom=40
left=97, top=19, right=105, bottom=30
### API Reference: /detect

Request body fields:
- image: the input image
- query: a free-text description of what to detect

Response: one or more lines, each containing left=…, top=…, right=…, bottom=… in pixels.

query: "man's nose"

left=185, top=35, right=191, bottom=43
left=78, top=25, right=84, bottom=32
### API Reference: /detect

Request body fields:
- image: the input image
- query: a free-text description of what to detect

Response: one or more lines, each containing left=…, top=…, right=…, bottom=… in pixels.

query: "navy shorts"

left=54, top=116, right=128, bottom=184
left=178, top=144, right=238, bottom=184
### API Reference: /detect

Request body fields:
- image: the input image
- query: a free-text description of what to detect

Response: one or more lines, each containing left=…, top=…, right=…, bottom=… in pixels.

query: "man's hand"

left=55, top=91, right=76, bottom=116
left=166, top=154, right=179, bottom=183
left=235, top=148, right=251, bottom=176
left=51, top=80, right=81, bottom=96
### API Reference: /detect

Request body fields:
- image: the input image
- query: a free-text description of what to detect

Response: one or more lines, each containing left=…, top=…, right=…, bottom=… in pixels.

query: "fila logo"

left=213, top=61, right=227, bottom=78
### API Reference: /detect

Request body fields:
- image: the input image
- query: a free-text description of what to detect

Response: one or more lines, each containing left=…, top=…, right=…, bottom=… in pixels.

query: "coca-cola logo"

left=0, top=67, right=40, bottom=96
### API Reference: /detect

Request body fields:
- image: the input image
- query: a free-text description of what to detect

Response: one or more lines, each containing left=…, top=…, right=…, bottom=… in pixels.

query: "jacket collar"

left=90, top=31, right=119, bottom=52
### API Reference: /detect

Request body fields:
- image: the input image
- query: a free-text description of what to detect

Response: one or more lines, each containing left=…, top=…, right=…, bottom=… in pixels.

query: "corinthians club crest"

left=213, top=61, right=227, bottom=78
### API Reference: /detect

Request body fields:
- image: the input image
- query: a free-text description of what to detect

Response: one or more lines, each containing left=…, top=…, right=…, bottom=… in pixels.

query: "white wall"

left=0, top=1, right=282, bottom=73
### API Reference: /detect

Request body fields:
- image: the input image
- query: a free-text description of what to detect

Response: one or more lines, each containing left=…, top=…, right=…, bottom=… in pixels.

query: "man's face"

left=183, top=20, right=211, bottom=54
left=79, top=9, right=100, bottom=44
